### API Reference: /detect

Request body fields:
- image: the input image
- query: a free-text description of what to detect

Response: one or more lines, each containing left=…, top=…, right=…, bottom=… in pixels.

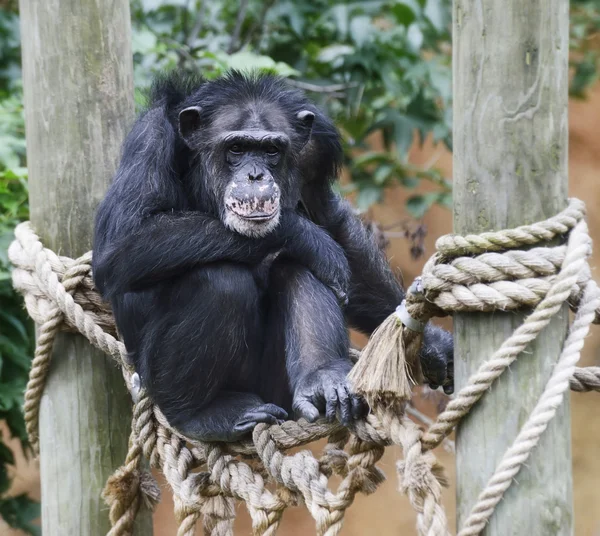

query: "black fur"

left=93, top=71, right=453, bottom=442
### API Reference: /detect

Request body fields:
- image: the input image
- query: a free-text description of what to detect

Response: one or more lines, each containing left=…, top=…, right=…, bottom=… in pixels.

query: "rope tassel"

left=348, top=290, right=428, bottom=406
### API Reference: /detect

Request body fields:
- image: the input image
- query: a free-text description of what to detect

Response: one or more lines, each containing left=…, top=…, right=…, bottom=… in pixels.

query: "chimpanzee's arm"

left=94, top=208, right=349, bottom=302
left=301, top=185, right=403, bottom=332
left=93, top=211, right=274, bottom=298
left=302, top=184, right=453, bottom=390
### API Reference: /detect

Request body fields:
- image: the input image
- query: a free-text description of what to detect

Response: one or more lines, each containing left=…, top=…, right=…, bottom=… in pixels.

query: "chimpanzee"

left=92, top=71, right=453, bottom=442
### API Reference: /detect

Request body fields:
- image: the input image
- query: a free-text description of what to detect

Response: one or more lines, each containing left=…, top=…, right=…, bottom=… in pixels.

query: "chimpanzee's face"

left=179, top=102, right=314, bottom=238
left=219, top=127, right=288, bottom=237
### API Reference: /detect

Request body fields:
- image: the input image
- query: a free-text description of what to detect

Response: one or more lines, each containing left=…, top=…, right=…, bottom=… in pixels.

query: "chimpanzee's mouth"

left=240, top=211, right=278, bottom=222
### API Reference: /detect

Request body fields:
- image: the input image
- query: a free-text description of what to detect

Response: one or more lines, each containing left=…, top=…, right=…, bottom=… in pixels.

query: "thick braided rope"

left=102, top=430, right=161, bottom=536
left=10, top=223, right=125, bottom=361
left=378, top=408, right=449, bottom=536
left=435, top=198, right=584, bottom=255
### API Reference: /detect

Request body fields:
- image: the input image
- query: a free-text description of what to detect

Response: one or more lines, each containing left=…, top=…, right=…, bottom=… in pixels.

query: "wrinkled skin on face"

left=221, top=131, right=283, bottom=237
left=179, top=103, right=315, bottom=238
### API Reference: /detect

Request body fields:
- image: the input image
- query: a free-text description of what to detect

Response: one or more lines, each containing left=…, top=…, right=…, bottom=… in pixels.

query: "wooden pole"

left=19, top=1, right=152, bottom=534
left=452, top=1, right=571, bottom=533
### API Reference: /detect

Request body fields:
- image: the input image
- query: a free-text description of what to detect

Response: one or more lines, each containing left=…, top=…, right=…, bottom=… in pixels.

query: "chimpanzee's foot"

left=172, top=391, right=288, bottom=442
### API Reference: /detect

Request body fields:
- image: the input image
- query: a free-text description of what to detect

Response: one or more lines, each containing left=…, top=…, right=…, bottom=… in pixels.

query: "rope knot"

left=102, top=464, right=160, bottom=535
left=397, top=452, right=448, bottom=496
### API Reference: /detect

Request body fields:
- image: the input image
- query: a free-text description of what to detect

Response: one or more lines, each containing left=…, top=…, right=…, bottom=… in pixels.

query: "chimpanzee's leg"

left=260, top=259, right=365, bottom=426
left=134, top=263, right=286, bottom=442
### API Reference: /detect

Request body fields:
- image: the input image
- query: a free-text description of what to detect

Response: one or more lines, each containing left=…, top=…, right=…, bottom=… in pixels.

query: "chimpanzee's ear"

left=178, top=106, right=202, bottom=144
left=296, top=109, right=315, bottom=146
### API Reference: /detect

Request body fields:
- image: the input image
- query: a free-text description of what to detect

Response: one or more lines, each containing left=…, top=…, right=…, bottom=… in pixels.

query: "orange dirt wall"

left=3, top=83, right=600, bottom=535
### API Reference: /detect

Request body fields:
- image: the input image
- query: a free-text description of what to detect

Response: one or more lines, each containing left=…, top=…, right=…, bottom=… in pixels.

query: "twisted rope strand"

left=458, top=279, right=600, bottom=535
left=435, top=198, right=584, bottom=255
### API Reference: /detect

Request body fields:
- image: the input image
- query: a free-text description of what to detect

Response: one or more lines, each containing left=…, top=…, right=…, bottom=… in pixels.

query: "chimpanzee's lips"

left=238, top=211, right=278, bottom=222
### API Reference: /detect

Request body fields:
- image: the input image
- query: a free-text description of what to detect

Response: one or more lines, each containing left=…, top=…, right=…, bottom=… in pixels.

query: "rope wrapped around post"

left=8, top=197, right=600, bottom=536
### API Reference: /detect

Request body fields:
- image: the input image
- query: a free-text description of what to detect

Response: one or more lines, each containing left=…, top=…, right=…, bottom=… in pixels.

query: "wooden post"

left=19, top=1, right=152, bottom=534
left=453, top=1, right=571, bottom=534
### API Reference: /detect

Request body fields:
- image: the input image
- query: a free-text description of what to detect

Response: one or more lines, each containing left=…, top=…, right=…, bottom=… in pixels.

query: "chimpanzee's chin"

left=224, top=209, right=281, bottom=238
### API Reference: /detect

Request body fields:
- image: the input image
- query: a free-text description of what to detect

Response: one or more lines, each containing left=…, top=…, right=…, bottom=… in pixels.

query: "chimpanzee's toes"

left=234, top=404, right=288, bottom=435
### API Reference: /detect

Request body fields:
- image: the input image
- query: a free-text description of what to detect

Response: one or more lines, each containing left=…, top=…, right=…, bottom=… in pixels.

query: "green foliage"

left=0, top=494, right=40, bottom=536
left=131, top=0, right=454, bottom=211
left=570, top=0, right=600, bottom=98
left=0, top=6, right=39, bottom=533
left=130, top=0, right=600, bottom=210
left=0, top=9, right=21, bottom=91
left=0, top=109, right=37, bottom=535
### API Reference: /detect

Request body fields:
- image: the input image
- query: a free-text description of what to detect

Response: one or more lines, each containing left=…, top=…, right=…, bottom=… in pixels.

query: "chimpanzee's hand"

left=420, top=323, right=454, bottom=394
left=292, top=361, right=366, bottom=426
left=278, top=210, right=350, bottom=305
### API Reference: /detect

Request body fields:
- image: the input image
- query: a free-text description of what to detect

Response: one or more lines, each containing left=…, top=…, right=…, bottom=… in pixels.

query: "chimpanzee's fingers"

left=293, top=396, right=320, bottom=423
left=337, top=386, right=352, bottom=426
left=324, top=385, right=338, bottom=422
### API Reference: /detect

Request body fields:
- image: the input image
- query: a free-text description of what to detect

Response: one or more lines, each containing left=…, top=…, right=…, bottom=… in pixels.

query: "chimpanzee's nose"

left=248, top=171, right=264, bottom=181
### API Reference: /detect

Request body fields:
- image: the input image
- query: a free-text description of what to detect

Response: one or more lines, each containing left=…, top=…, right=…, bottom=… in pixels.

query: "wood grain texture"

left=19, top=0, right=152, bottom=533
left=452, top=0, right=571, bottom=534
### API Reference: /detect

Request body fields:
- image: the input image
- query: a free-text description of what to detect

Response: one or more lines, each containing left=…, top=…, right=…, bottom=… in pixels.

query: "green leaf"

left=407, top=23, right=424, bottom=51
left=353, top=151, right=390, bottom=167
left=0, top=381, right=25, bottom=411
left=400, top=176, right=420, bottom=189
left=438, top=191, right=453, bottom=209
left=391, top=2, right=418, bottom=25
left=0, top=441, right=15, bottom=466
left=0, top=334, right=31, bottom=370
left=218, top=51, right=299, bottom=77
left=0, top=461, right=9, bottom=495
left=328, top=4, right=350, bottom=39
left=424, top=0, right=449, bottom=31
left=0, top=494, right=41, bottom=536
left=373, top=164, right=393, bottom=184
left=4, top=405, right=28, bottom=445
left=349, top=16, right=372, bottom=47
left=0, top=309, right=30, bottom=345
left=131, top=27, right=157, bottom=55
left=406, top=192, right=439, bottom=218
left=316, top=44, right=355, bottom=64
left=570, top=53, right=599, bottom=98
left=356, top=185, right=383, bottom=209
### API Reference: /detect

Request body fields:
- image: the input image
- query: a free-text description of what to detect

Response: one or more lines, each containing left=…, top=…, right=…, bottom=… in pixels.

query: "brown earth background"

left=3, top=83, right=600, bottom=536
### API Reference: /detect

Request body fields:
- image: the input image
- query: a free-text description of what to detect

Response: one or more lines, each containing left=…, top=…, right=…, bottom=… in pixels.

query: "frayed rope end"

left=348, top=301, right=425, bottom=408
left=103, top=466, right=161, bottom=516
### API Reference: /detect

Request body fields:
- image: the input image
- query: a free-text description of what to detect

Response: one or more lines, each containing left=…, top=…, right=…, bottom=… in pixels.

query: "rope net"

left=8, top=197, right=600, bottom=536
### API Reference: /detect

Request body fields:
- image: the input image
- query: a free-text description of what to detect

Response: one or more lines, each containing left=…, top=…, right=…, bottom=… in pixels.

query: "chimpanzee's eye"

left=229, top=144, right=243, bottom=155
left=265, top=145, right=279, bottom=156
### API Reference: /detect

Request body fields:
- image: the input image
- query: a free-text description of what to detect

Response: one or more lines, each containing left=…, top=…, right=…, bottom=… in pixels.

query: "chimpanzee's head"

left=177, top=72, right=322, bottom=237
